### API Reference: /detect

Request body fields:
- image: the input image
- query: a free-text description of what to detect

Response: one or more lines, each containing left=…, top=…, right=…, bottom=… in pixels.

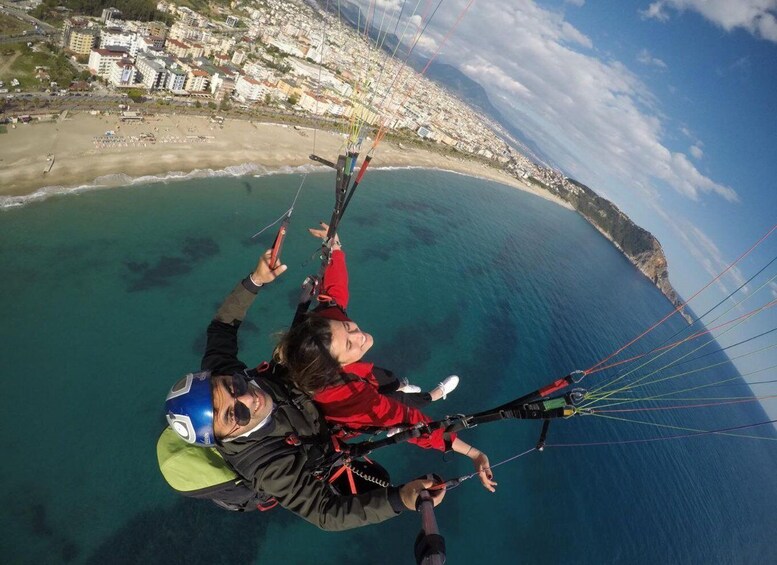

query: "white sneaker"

left=386, top=427, right=403, bottom=437
left=435, top=375, right=459, bottom=400
left=397, top=383, right=422, bottom=393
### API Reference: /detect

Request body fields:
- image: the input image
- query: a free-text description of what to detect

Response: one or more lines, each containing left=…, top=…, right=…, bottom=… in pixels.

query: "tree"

left=287, top=94, right=299, bottom=106
left=126, top=88, right=146, bottom=103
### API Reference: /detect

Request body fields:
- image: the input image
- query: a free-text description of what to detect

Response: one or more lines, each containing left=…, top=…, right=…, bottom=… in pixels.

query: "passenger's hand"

left=251, top=249, right=287, bottom=285
left=308, top=222, right=341, bottom=249
left=471, top=451, right=497, bottom=493
left=399, top=478, right=446, bottom=510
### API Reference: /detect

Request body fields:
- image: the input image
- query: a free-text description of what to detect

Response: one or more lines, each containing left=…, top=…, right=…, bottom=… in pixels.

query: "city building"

left=210, top=73, right=236, bottom=102
left=231, top=49, right=246, bottom=66
left=88, top=48, right=130, bottom=78
left=166, top=38, right=191, bottom=58
left=135, top=55, right=167, bottom=89
left=100, top=29, right=138, bottom=57
left=235, top=75, right=265, bottom=101
left=101, top=7, right=122, bottom=24
left=66, top=28, right=99, bottom=56
left=185, top=69, right=210, bottom=92
left=166, top=66, right=187, bottom=92
left=136, top=34, right=165, bottom=53
left=109, top=61, right=137, bottom=87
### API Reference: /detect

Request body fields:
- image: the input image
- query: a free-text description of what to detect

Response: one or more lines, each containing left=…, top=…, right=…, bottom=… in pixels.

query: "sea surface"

left=1, top=168, right=775, bottom=565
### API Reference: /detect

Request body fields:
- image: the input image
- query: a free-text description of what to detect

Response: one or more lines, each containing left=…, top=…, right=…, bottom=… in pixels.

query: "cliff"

left=541, top=177, right=691, bottom=323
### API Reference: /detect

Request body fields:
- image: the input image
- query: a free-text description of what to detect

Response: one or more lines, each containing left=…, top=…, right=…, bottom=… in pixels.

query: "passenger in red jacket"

left=276, top=224, right=497, bottom=492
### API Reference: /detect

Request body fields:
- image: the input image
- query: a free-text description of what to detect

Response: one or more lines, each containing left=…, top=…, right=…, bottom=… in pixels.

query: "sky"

left=352, top=0, right=777, bottom=419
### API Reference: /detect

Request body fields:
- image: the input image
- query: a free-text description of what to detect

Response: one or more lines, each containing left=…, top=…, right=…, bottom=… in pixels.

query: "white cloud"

left=352, top=0, right=741, bottom=287
left=637, top=48, right=668, bottom=68
left=717, top=56, right=752, bottom=77
left=461, top=59, right=532, bottom=97
left=408, top=14, right=423, bottom=29
left=662, top=220, right=749, bottom=297
left=431, top=1, right=738, bottom=204
left=642, top=0, right=777, bottom=43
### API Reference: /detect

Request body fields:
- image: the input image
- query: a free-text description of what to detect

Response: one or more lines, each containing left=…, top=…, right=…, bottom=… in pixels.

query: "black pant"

left=373, top=367, right=432, bottom=409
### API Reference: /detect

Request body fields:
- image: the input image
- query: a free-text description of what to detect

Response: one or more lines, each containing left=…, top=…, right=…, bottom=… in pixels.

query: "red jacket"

left=311, top=250, right=454, bottom=451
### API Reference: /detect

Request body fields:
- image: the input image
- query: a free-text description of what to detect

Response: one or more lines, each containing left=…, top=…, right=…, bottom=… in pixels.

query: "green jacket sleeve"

left=201, top=277, right=260, bottom=375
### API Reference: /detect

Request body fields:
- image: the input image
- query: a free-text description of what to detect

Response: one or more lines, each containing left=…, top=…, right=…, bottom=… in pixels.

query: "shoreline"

left=0, top=112, right=572, bottom=210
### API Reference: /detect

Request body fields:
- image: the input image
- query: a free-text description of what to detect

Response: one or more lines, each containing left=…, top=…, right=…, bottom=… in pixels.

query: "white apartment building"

left=189, top=43, right=205, bottom=59
left=235, top=75, right=265, bottom=101
left=100, top=29, right=138, bottom=57
left=166, top=67, right=187, bottom=92
left=244, top=61, right=270, bottom=81
left=135, top=55, right=167, bottom=89
left=298, top=91, right=330, bottom=115
left=231, top=49, right=246, bottom=66
left=166, top=38, right=191, bottom=58
left=109, top=61, right=138, bottom=87
left=169, top=22, right=203, bottom=42
left=185, top=69, right=210, bottom=92
left=136, top=35, right=165, bottom=53
left=88, top=49, right=130, bottom=78
left=210, top=74, right=236, bottom=102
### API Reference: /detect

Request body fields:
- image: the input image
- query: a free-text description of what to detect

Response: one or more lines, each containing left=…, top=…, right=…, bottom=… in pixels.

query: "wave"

left=0, top=162, right=329, bottom=210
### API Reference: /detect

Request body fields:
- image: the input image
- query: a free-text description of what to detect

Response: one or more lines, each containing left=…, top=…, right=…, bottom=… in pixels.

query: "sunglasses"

left=226, top=374, right=252, bottom=427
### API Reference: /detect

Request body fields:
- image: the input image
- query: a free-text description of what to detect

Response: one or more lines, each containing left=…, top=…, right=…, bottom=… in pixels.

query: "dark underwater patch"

left=181, top=237, right=220, bottom=261
left=126, top=256, right=191, bottom=292
left=358, top=247, right=393, bottom=263
left=386, top=199, right=453, bottom=216
left=458, top=306, right=521, bottom=384
left=61, top=540, right=79, bottom=562
left=125, top=238, right=220, bottom=292
left=492, top=233, right=522, bottom=276
left=11, top=497, right=82, bottom=563
left=350, top=214, right=378, bottom=227
left=84, top=500, right=277, bottom=565
left=370, top=311, right=461, bottom=377
left=408, top=224, right=438, bottom=246
left=30, top=503, right=53, bottom=537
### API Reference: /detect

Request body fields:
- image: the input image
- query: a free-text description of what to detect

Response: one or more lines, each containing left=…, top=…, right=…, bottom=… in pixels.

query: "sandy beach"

left=0, top=112, right=571, bottom=209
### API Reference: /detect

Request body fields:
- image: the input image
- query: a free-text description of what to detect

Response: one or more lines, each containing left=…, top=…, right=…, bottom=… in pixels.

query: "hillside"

left=559, top=178, right=690, bottom=321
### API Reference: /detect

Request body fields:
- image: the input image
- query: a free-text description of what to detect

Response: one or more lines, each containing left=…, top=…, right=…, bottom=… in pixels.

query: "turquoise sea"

left=1, top=168, right=775, bottom=564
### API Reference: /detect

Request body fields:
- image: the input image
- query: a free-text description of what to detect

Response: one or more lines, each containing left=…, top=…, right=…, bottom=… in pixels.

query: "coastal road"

left=0, top=1, right=58, bottom=34
left=0, top=31, right=53, bottom=45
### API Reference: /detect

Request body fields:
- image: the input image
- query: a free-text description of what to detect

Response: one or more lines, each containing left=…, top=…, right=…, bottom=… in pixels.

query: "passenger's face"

left=211, top=375, right=270, bottom=439
left=328, top=319, right=373, bottom=365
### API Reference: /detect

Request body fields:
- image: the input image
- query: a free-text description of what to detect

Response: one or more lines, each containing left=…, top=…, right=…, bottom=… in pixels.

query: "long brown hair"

left=274, top=315, right=342, bottom=395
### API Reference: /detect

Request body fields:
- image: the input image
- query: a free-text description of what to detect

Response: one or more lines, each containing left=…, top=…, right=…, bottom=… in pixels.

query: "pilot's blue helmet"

left=165, top=371, right=214, bottom=446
